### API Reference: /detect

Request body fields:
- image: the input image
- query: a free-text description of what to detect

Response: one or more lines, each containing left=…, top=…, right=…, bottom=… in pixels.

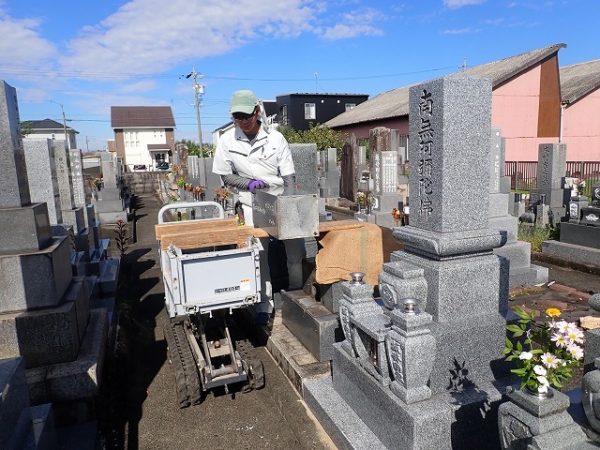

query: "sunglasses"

left=232, top=112, right=256, bottom=121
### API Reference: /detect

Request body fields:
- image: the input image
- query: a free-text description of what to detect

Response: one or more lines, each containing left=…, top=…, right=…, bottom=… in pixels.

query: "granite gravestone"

left=489, top=129, right=548, bottom=288
left=530, top=143, right=569, bottom=226
left=23, top=139, right=63, bottom=225
left=289, top=143, right=318, bottom=195
left=53, top=140, right=85, bottom=233
left=305, top=76, right=511, bottom=450
left=340, top=135, right=358, bottom=202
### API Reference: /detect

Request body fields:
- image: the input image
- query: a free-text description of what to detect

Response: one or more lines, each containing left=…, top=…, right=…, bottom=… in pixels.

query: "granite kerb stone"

left=0, top=236, right=72, bottom=313
left=332, top=343, right=453, bottom=450
left=26, top=308, right=107, bottom=403
left=0, top=202, right=52, bottom=252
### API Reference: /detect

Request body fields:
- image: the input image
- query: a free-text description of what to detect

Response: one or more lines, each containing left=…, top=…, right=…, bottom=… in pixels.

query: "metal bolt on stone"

left=403, top=298, right=417, bottom=315
left=349, top=272, right=365, bottom=285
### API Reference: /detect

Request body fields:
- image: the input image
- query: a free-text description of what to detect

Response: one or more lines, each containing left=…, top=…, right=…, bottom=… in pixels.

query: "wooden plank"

left=159, top=225, right=269, bottom=250
left=155, top=218, right=238, bottom=240
left=318, top=219, right=366, bottom=233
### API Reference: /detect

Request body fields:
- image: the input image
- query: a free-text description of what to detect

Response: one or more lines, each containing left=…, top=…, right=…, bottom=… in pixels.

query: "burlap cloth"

left=315, top=222, right=383, bottom=286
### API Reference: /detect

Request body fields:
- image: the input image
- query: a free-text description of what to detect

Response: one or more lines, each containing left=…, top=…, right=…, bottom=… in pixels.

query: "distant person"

left=212, top=89, right=299, bottom=325
left=212, top=89, right=295, bottom=226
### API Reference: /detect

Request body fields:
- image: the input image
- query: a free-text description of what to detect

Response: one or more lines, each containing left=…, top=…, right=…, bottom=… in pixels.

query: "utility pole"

left=185, top=66, right=207, bottom=185
left=51, top=100, right=69, bottom=150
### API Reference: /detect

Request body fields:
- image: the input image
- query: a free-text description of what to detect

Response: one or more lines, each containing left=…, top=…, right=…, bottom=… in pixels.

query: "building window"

left=304, top=103, right=316, bottom=120
left=345, top=103, right=356, bottom=111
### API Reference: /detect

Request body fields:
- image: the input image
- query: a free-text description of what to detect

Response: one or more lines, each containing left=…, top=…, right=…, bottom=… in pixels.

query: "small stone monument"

left=489, top=129, right=548, bottom=288
left=529, top=143, right=569, bottom=225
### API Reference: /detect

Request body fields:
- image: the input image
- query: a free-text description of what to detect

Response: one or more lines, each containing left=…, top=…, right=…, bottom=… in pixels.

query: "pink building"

left=327, top=44, right=565, bottom=162
left=560, top=59, right=600, bottom=162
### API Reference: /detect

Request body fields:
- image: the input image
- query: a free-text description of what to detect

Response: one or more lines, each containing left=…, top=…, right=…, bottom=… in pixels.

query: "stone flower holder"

left=498, top=386, right=592, bottom=449
left=386, top=298, right=435, bottom=403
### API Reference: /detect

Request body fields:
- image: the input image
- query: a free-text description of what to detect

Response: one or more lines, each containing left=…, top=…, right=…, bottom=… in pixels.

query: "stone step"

left=281, top=289, right=342, bottom=362
left=266, top=311, right=330, bottom=395
left=304, top=377, right=386, bottom=450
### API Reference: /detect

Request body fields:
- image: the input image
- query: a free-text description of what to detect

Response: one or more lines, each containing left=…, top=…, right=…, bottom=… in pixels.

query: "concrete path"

left=99, top=194, right=335, bottom=450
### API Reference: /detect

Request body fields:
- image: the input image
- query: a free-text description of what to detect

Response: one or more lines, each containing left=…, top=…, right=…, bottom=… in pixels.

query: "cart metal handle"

left=158, top=201, right=224, bottom=224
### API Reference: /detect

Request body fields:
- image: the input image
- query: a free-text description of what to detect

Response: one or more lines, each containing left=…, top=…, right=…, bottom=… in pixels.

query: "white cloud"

left=117, top=79, right=159, bottom=94
left=442, top=27, right=482, bottom=34
left=443, top=0, right=485, bottom=9
left=0, top=9, right=57, bottom=73
left=321, top=8, right=384, bottom=40
left=59, top=0, right=319, bottom=77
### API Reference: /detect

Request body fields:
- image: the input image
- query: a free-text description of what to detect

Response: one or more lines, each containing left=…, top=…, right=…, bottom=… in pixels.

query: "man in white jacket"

left=213, top=90, right=298, bottom=325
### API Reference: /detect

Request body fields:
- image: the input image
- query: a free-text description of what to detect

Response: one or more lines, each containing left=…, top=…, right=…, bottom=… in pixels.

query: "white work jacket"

left=212, top=125, right=295, bottom=211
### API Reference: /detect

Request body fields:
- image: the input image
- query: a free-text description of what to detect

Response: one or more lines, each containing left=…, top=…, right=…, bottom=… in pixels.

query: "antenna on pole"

left=183, top=65, right=207, bottom=186
left=314, top=72, right=319, bottom=93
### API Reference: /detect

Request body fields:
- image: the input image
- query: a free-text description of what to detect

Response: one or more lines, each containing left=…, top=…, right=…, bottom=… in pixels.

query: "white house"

left=22, top=118, right=78, bottom=149
left=110, top=106, right=176, bottom=171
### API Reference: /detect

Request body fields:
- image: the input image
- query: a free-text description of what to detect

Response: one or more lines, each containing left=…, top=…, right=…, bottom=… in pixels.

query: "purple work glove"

left=247, top=179, right=269, bottom=193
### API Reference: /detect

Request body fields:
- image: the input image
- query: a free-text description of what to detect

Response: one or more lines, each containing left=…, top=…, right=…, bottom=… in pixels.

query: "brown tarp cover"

left=315, top=222, right=383, bottom=286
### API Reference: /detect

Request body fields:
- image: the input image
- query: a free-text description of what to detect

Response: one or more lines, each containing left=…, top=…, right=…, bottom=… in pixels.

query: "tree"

left=176, top=139, right=214, bottom=157
left=20, top=121, right=33, bottom=138
left=279, top=124, right=346, bottom=152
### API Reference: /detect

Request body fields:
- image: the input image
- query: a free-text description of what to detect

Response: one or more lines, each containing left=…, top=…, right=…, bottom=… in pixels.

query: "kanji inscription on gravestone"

left=417, top=89, right=434, bottom=219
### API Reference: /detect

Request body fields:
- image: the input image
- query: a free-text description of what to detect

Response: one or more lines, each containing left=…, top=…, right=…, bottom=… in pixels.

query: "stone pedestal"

left=498, top=387, right=594, bottom=449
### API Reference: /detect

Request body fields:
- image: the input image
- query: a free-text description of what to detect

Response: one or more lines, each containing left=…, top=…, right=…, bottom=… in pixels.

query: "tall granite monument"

left=305, top=76, right=511, bottom=449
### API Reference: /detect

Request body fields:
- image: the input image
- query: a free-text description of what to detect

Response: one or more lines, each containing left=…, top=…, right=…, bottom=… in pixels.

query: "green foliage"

left=176, top=139, right=214, bottom=157
left=20, top=121, right=33, bottom=138
left=517, top=223, right=558, bottom=252
left=278, top=124, right=346, bottom=152
left=503, top=306, right=583, bottom=394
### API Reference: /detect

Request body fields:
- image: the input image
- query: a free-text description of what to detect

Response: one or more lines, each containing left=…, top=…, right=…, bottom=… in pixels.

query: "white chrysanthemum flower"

left=567, top=344, right=584, bottom=360
left=519, top=351, right=533, bottom=360
left=551, top=332, right=568, bottom=348
left=538, top=383, right=549, bottom=394
left=555, top=321, right=570, bottom=333
left=541, top=352, right=560, bottom=368
left=537, top=375, right=549, bottom=386
left=533, top=365, right=547, bottom=376
left=566, top=328, right=584, bottom=344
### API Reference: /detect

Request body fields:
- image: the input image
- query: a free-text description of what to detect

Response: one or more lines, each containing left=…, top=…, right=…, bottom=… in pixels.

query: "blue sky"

left=1, top=0, right=598, bottom=150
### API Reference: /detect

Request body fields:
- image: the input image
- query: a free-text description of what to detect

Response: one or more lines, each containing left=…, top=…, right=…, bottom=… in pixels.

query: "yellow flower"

left=546, top=308, right=561, bottom=318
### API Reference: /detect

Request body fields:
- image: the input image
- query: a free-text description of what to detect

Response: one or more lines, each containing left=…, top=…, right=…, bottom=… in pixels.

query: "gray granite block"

left=560, top=222, right=600, bottom=249
left=319, top=282, right=343, bottom=314
left=0, top=203, right=52, bottom=252
left=494, top=240, right=532, bottom=270
left=52, top=141, right=76, bottom=211
left=488, top=193, right=510, bottom=218
left=584, top=329, right=600, bottom=370
left=303, top=377, right=387, bottom=450
left=406, top=76, right=492, bottom=234
left=394, top=250, right=506, bottom=322
left=0, top=81, right=31, bottom=208
left=542, top=240, right=600, bottom=268
left=488, top=215, right=518, bottom=243
left=530, top=188, right=569, bottom=208
left=332, top=344, right=453, bottom=449
left=66, top=276, right=91, bottom=342
left=97, top=187, right=121, bottom=202
left=94, top=199, right=124, bottom=213
left=98, top=257, right=120, bottom=296
left=0, top=236, right=72, bottom=313
left=74, top=227, right=93, bottom=256
left=536, top=143, right=567, bottom=191
left=379, top=260, right=428, bottom=311
left=71, top=251, right=88, bottom=277
left=290, top=143, right=318, bottom=195
left=61, top=206, right=85, bottom=234
left=427, top=312, right=508, bottom=394
left=0, top=357, right=30, bottom=446
left=281, top=290, right=342, bottom=362
left=508, top=265, right=549, bottom=289
left=0, top=299, right=81, bottom=367
left=23, top=139, right=63, bottom=225
left=373, top=210, right=398, bottom=229
left=97, top=210, right=128, bottom=225
left=26, top=308, right=107, bottom=403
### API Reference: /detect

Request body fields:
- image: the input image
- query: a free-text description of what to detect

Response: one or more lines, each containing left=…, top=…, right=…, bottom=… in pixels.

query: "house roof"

left=22, top=118, right=78, bottom=133
left=560, top=59, right=600, bottom=105
left=326, top=43, right=566, bottom=128
left=111, top=106, right=176, bottom=128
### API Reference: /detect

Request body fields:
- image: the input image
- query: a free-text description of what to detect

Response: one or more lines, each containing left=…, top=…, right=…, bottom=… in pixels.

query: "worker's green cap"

left=230, top=90, right=258, bottom=115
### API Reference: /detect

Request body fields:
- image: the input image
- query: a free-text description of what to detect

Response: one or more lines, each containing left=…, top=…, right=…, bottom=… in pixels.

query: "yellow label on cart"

left=240, top=278, right=251, bottom=291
